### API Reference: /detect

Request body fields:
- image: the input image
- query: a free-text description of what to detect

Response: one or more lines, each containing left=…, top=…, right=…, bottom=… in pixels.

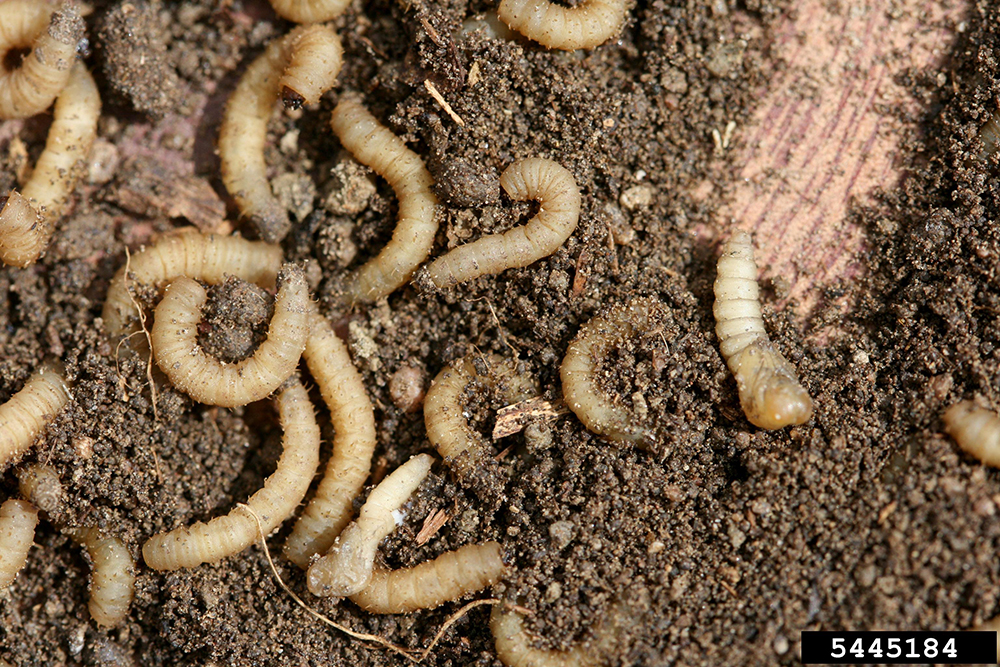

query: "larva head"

left=734, top=341, right=813, bottom=430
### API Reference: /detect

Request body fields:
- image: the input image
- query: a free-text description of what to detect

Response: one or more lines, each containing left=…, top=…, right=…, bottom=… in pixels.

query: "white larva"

left=267, top=0, right=350, bottom=25
left=0, top=499, right=38, bottom=589
left=17, top=463, right=63, bottom=516
left=67, top=527, right=135, bottom=629
left=497, top=0, right=628, bottom=51
left=943, top=400, right=1000, bottom=467
left=0, top=362, right=72, bottom=472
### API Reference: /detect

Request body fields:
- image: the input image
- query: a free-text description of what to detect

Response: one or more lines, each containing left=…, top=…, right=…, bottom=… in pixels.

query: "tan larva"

left=713, top=230, right=813, bottom=430
left=307, top=453, right=433, bottom=598
left=0, top=362, right=71, bottom=471
left=491, top=606, right=599, bottom=667
left=17, top=463, right=63, bottom=515
left=283, top=309, right=378, bottom=568
left=151, top=265, right=310, bottom=407
left=349, top=541, right=504, bottom=614
left=267, top=0, right=350, bottom=26
left=422, top=157, right=581, bottom=289
left=66, top=527, right=135, bottom=628
left=0, top=62, right=100, bottom=267
left=943, top=400, right=1000, bottom=467
left=329, top=96, right=440, bottom=305
left=977, top=112, right=1000, bottom=162
left=218, top=25, right=343, bottom=243
left=0, top=499, right=38, bottom=589
left=142, top=378, right=320, bottom=570
left=497, top=0, right=627, bottom=51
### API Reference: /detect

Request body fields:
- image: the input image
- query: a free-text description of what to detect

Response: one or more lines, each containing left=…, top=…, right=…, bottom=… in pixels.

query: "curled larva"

left=219, top=25, right=343, bottom=243
left=307, top=453, right=433, bottom=598
left=0, top=362, right=71, bottom=471
left=142, top=378, right=320, bottom=570
left=329, top=96, right=439, bottom=305
left=0, top=62, right=100, bottom=267
left=421, top=158, right=580, bottom=289
left=943, top=400, right=1000, bottom=467
left=0, top=499, right=38, bottom=589
left=349, top=541, right=504, bottom=614
left=66, top=527, right=135, bottom=628
left=17, top=463, right=63, bottom=515
left=151, top=265, right=310, bottom=407
left=497, top=0, right=627, bottom=51
left=560, top=297, right=663, bottom=446
left=713, top=231, right=813, bottom=430
left=267, top=0, right=349, bottom=25
left=284, top=309, right=378, bottom=568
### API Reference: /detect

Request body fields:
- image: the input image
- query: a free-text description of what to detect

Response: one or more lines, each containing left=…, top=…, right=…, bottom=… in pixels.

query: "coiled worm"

left=497, top=0, right=627, bottom=51
left=17, top=463, right=63, bottom=516
left=219, top=25, right=343, bottom=243
left=421, top=157, right=580, bottom=289
left=943, top=400, right=1000, bottom=467
left=66, top=527, right=135, bottom=629
left=0, top=499, right=38, bottom=589
left=0, top=362, right=71, bottom=471
left=142, top=378, right=320, bottom=570
left=306, top=453, right=433, bottom=598
left=267, top=0, right=350, bottom=26
left=713, top=231, right=813, bottom=429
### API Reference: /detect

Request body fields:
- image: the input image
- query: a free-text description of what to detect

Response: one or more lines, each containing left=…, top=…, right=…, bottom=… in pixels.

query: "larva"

left=560, top=297, right=664, bottom=446
left=329, top=96, right=439, bottom=305
left=0, top=499, right=38, bottom=589
left=267, top=0, right=350, bottom=24
left=349, top=541, right=504, bottom=614
left=0, top=62, right=100, bottom=267
left=713, top=231, right=813, bottom=430
left=421, top=158, right=581, bottom=289
left=218, top=25, right=343, bottom=243
left=67, top=527, right=135, bottom=629
left=283, top=309, right=378, bottom=568
left=497, top=0, right=628, bottom=51
left=943, top=400, right=1000, bottom=467
left=978, top=112, right=1000, bottom=162
left=0, top=362, right=72, bottom=472
left=142, top=378, right=320, bottom=570
left=151, top=265, right=311, bottom=407
left=306, top=453, right=433, bottom=598
left=17, top=463, right=63, bottom=516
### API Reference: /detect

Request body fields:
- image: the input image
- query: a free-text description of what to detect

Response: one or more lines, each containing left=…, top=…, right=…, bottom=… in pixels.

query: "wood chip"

left=877, top=501, right=897, bottom=525
left=415, top=508, right=449, bottom=546
left=571, top=249, right=590, bottom=298
left=492, top=397, right=570, bottom=440
left=424, top=80, right=465, bottom=127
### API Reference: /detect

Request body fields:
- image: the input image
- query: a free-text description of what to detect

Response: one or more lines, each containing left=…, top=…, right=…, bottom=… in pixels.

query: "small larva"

left=142, top=378, right=320, bottom=571
left=978, top=112, right=1000, bottom=162
left=421, top=158, right=581, bottom=290
left=713, top=230, right=813, bottom=430
left=349, top=541, right=505, bottom=614
left=943, top=400, right=1000, bottom=467
left=306, top=453, right=433, bottom=598
left=0, top=362, right=72, bottom=472
left=151, top=265, right=311, bottom=408
left=0, top=499, right=38, bottom=589
left=218, top=25, right=343, bottom=243
left=329, top=96, right=440, bottom=306
left=497, top=0, right=628, bottom=51
left=267, top=0, right=350, bottom=25
left=490, top=606, right=600, bottom=667
left=972, top=616, right=1000, bottom=661
left=67, top=527, right=135, bottom=629
left=283, top=309, right=378, bottom=568
left=17, top=463, right=63, bottom=516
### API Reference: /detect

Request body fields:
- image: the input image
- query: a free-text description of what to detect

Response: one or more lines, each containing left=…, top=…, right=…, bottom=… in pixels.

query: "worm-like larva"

left=67, top=527, right=135, bottom=628
left=943, top=400, right=1000, bottom=467
left=329, top=96, right=439, bottom=305
left=151, top=265, right=310, bottom=407
left=219, top=25, right=343, bottom=243
left=422, top=158, right=580, bottom=289
left=0, top=362, right=71, bottom=471
left=284, top=309, right=378, bottom=568
left=17, top=463, right=63, bottom=515
left=0, top=62, right=100, bottom=267
left=0, top=499, right=38, bottom=589
left=497, top=0, right=627, bottom=51
left=713, top=231, right=813, bottom=430
left=978, top=111, right=1000, bottom=162
left=349, top=541, right=504, bottom=614
left=306, top=453, right=433, bottom=598
left=267, top=0, right=350, bottom=25
left=560, top=297, right=663, bottom=446
left=142, top=378, right=320, bottom=570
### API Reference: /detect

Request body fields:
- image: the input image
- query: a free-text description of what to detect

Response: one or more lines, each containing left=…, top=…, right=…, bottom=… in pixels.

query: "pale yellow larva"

left=0, top=362, right=71, bottom=472
left=422, top=158, right=581, bottom=289
left=267, top=0, right=350, bottom=24
left=943, top=400, right=1000, bottom=467
left=150, top=265, right=310, bottom=407
left=142, top=378, right=320, bottom=570
left=349, top=541, right=504, bottom=614
left=17, top=463, right=63, bottom=516
left=218, top=25, right=342, bottom=243
left=491, top=606, right=600, bottom=667
left=306, top=453, right=433, bottom=598
left=66, top=527, right=135, bottom=629
left=713, top=231, right=813, bottom=430
left=283, top=308, right=378, bottom=568
left=0, top=499, right=38, bottom=589
left=328, top=96, right=439, bottom=306
left=497, top=0, right=627, bottom=51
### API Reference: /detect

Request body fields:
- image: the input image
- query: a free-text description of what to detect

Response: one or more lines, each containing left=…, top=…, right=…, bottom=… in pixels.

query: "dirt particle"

left=199, top=277, right=274, bottom=363
left=548, top=520, right=575, bottom=550
left=389, top=365, right=426, bottom=413
left=85, top=139, right=121, bottom=185
left=620, top=184, right=654, bottom=210
left=321, top=157, right=376, bottom=215
left=347, top=320, right=380, bottom=372
left=431, top=158, right=500, bottom=207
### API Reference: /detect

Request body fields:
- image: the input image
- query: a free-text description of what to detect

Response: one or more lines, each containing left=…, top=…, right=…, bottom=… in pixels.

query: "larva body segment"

left=67, top=528, right=135, bottom=628
left=267, top=0, right=350, bottom=25
left=279, top=26, right=344, bottom=108
left=943, top=400, right=1000, bottom=467
left=17, top=463, right=63, bottom=515
left=306, top=454, right=433, bottom=598
left=423, top=158, right=581, bottom=289
left=497, top=0, right=627, bottom=51
left=0, top=499, right=38, bottom=589
left=142, top=379, right=321, bottom=570
left=0, top=362, right=71, bottom=471
left=713, top=231, right=813, bottom=430
left=491, top=606, right=600, bottom=667
left=349, top=541, right=504, bottom=614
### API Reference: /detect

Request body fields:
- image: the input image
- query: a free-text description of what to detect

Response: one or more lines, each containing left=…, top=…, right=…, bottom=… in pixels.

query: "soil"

left=2, top=0, right=1000, bottom=665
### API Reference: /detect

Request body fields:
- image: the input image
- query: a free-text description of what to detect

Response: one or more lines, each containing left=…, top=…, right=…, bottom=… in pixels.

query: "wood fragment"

left=492, top=397, right=569, bottom=440
left=423, top=80, right=465, bottom=127
left=571, top=249, right=590, bottom=298
left=415, top=508, right=450, bottom=546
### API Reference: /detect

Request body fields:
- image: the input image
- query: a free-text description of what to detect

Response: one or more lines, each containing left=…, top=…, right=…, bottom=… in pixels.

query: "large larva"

left=151, top=265, right=311, bottom=407
left=218, top=25, right=343, bottom=243
left=17, top=463, right=63, bottom=516
left=0, top=362, right=71, bottom=472
left=0, top=499, right=38, bottom=589
left=328, top=96, right=439, bottom=306
left=267, top=0, right=350, bottom=25
left=306, top=453, right=433, bottom=598
left=142, top=378, right=320, bottom=570
left=66, top=527, right=135, bottom=629
left=421, top=158, right=581, bottom=289
left=713, top=231, right=813, bottom=430
left=283, top=309, right=378, bottom=568
left=349, top=541, right=504, bottom=614
left=943, top=400, right=1000, bottom=467
left=497, top=0, right=628, bottom=51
